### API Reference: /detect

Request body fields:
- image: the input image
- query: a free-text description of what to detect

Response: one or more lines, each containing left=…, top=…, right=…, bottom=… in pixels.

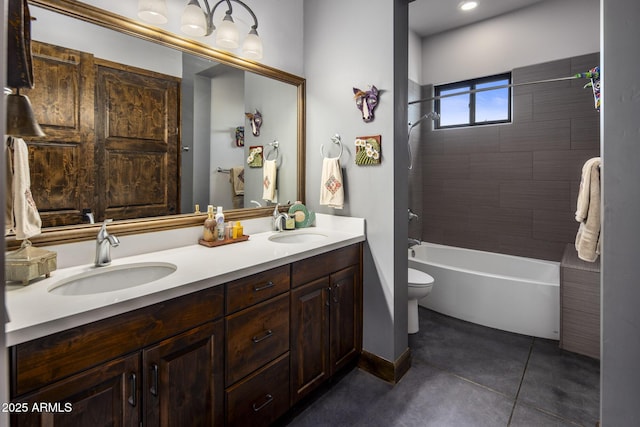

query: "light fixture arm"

left=205, top=0, right=259, bottom=36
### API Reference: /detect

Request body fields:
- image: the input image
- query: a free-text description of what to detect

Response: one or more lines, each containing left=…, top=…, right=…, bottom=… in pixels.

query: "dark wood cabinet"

left=143, top=321, right=224, bottom=427
left=290, top=246, right=363, bottom=404
left=10, top=353, right=140, bottom=427
left=9, top=244, right=363, bottom=426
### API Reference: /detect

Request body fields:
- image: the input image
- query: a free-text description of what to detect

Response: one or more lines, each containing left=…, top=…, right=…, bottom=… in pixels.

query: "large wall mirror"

left=6, top=0, right=305, bottom=249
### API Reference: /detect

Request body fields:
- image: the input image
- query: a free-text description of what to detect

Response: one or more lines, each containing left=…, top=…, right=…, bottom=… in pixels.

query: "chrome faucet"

left=408, top=238, right=421, bottom=248
left=95, top=219, right=120, bottom=267
left=272, top=204, right=289, bottom=232
left=408, top=238, right=421, bottom=257
left=408, top=209, right=419, bottom=222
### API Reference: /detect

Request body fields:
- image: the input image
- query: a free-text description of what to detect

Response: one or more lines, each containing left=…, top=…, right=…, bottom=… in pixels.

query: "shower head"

left=408, top=111, right=440, bottom=131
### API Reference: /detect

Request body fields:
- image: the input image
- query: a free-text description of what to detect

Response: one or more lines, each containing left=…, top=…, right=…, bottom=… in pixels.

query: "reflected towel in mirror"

left=263, top=159, right=277, bottom=202
left=5, top=137, right=42, bottom=239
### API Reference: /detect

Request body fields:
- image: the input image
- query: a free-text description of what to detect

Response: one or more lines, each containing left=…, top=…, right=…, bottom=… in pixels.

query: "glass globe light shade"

left=138, top=0, right=168, bottom=24
left=242, top=29, right=263, bottom=60
left=215, top=15, right=240, bottom=49
left=181, top=2, right=207, bottom=37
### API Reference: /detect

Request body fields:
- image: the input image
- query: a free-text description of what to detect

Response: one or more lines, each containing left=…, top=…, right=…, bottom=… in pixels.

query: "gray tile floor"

left=286, top=307, right=600, bottom=427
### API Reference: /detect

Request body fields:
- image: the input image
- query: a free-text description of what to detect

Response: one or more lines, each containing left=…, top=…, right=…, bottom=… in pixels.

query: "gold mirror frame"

left=7, top=0, right=305, bottom=250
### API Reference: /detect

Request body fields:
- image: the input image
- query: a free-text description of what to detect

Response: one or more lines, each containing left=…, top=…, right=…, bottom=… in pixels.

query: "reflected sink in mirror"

left=48, top=262, right=177, bottom=296
left=268, top=231, right=328, bottom=244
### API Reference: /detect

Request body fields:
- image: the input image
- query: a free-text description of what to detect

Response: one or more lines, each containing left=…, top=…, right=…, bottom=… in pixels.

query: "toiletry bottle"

left=203, top=205, right=215, bottom=242
left=233, top=221, right=244, bottom=239
left=215, top=206, right=225, bottom=240
left=225, top=221, right=233, bottom=240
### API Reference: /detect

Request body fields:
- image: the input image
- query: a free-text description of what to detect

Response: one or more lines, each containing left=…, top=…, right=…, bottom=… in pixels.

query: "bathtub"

left=409, top=243, right=560, bottom=339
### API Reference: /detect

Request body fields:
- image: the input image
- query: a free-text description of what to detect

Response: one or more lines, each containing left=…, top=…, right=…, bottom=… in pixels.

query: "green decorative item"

left=247, top=145, right=263, bottom=168
left=355, top=135, right=381, bottom=165
left=288, top=202, right=314, bottom=228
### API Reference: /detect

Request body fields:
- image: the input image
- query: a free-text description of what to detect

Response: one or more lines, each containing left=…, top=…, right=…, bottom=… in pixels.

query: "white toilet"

left=408, top=268, right=434, bottom=334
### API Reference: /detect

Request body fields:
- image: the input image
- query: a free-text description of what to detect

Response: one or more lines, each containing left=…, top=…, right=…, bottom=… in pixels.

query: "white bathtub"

left=409, top=242, right=560, bottom=339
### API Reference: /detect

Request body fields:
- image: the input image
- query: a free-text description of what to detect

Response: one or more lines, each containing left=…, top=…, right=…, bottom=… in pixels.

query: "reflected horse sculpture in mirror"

left=353, top=85, right=379, bottom=123
left=245, top=109, right=263, bottom=136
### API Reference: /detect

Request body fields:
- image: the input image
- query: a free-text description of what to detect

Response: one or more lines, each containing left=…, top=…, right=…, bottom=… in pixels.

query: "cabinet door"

left=330, top=265, right=362, bottom=375
left=290, top=276, right=331, bottom=404
left=10, top=353, right=139, bottom=427
left=143, top=321, right=224, bottom=427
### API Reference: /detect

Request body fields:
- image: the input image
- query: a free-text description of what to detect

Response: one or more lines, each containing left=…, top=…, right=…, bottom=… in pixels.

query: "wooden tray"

left=198, top=234, right=250, bottom=248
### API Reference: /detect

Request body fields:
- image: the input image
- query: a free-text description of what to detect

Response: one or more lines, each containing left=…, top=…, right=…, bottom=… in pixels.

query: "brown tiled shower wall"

left=408, top=53, right=600, bottom=261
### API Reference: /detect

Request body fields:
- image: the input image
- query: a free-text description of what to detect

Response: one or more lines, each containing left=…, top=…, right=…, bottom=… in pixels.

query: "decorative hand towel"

left=229, top=166, right=245, bottom=195
left=320, top=157, right=344, bottom=209
left=262, top=159, right=277, bottom=202
left=575, top=157, right=601, bottom=262
left=6, top=137, right=42, bottom=239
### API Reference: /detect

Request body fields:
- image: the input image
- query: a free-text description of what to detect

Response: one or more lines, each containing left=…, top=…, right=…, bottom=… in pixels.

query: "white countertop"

left=5, top=216, right=365, bottom=347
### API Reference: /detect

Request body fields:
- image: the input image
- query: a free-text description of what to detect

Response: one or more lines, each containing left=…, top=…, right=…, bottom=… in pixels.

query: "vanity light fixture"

left=458, top=1, right=478, bottom=11
left=138, top=0, right=263, bottom=60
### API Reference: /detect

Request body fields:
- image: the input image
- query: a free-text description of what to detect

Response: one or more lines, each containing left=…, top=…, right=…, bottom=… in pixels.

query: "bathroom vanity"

left=5, top=219, right=364, bottom=426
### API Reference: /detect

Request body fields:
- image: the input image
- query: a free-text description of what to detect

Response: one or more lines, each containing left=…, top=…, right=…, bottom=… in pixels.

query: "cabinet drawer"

left=292, top=244, right=360, bottom=288
left=226, top=353, right=290, bottom=427
left=226, top=265, right=290, bottom=313
left=226, top=293, right=289, bottom=384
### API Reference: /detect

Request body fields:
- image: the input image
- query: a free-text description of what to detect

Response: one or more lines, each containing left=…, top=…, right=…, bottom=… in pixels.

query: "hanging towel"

left=575, top=157, right=601, bottom=262
left=262, top=159, right=277, bottom=202
left=5, top=136, right=42, bottom=239
left=229, top=166, right=244, bottom=196
left=320, top=157, right=344, bottom=209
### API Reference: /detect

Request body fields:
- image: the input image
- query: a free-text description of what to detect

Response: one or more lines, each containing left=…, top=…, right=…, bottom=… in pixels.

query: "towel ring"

left=265, top=140, right=279, bottom=161
left=321, top=134, right=343, bottom=159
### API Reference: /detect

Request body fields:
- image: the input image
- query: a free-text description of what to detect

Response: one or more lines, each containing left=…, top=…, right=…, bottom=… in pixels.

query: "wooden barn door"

left=94, top=60, right=180, bottom=221
left=23, top=41, right=95, bottom=227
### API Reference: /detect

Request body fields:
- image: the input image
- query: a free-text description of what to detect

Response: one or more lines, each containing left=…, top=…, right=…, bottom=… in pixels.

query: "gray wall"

left=601, top=0, right=640, bottom=423
left=304, top=0, right=409, bottom=363
left=411, top=53, right=600, bottom=261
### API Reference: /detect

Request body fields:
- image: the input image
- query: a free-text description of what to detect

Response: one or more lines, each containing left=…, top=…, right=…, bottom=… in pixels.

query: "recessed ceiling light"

left=459, top=1, right=478, bottom=11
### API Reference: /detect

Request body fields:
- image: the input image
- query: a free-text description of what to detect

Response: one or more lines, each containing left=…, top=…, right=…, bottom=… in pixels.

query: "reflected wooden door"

left=94, top=60, right=180, bottom=221
left=24, top=41, right=95, bottom=227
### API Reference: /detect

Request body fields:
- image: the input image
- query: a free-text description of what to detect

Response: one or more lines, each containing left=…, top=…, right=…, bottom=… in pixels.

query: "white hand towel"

left=5, top=137, right=42, bottom=240
left=575, top=157, right=601, bottom=262
left=262, top=159, right=277, bottom=202
left=320, top=157, right=344, bottom=209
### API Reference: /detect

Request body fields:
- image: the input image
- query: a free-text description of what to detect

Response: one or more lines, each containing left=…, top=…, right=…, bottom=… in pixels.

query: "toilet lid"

left=408, top=268, right=434, bottom=286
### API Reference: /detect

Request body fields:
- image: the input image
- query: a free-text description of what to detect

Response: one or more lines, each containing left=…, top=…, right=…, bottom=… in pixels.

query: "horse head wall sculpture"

left=245, top=109, right=263, bottom=136
left=353, top=86, right=379, bottom=123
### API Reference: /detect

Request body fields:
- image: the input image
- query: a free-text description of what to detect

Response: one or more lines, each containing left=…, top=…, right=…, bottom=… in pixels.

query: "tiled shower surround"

left=409, top=53, right=600, bottom=261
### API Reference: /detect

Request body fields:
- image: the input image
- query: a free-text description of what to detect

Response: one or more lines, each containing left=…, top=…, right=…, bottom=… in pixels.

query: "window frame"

left=434, top=72, right=512, bottom=129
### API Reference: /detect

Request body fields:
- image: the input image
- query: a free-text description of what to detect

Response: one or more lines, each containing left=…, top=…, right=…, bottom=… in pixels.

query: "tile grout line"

left=507, top=336, right=535, bottom=426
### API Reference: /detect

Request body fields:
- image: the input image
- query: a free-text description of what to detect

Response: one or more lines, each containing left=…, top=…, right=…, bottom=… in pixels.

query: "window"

left=435, top=73, right=511, bottom=129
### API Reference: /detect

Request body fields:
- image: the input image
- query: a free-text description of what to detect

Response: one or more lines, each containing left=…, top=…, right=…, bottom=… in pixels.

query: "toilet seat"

left=409, top=268, right=434, bottom=286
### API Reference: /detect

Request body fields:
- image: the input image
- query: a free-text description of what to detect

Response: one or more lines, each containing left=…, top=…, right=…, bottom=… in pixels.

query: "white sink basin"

left=48, top=262, right=177, bottom=296
left=268, top=231, right=328, bottom=244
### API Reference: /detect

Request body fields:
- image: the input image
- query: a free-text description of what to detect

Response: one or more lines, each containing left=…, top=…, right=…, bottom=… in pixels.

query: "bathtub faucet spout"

left=408, top=238, right=421, bottom=249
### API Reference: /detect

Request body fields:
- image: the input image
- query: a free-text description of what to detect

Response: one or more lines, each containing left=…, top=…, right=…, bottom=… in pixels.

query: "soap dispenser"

left=203, top=205, right=216, bottom=242
left=215, top=206, right=225, bottom=240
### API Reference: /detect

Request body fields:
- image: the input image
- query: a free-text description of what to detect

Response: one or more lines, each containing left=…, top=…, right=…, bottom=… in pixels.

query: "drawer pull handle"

left=150, top=364, right=159, bottom=397
left=128, top=373, right=137, bottom=407
left=252, top=394, right=274, bottom=412
left=252, top=329, right=273, bottom=343
left=254, top=281, right=275, bottom=292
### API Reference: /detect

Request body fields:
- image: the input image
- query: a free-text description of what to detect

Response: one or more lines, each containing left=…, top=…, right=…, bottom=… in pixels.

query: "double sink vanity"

left=5, top=214, right=365, bottom=426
